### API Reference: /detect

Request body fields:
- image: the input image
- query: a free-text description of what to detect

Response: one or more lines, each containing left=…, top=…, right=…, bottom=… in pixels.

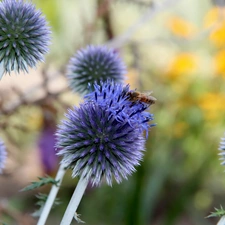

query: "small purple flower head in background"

left=56, top=80, right=155, bottom=186
left=219, top=133, right=225, bottom=165
left=0, top=139, right=7, bottom=174
left=0, top=0, right=51, bottom=79
left=38, top=101, right=59, bottom=175
left=66, top=45, right=126, bottom=95
left=38, top=127, right=58, bottom=175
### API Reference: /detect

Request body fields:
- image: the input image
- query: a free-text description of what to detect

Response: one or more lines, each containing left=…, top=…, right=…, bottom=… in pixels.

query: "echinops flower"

left=85, top=80, right=155, bottom=135
left=0, top=139, right=7, bottom=174
left=219, top=133, right=225, bottom=165
left=38, top=127, right=58, bottom=175
left=56, top=102, right=145, bottom=186
left=66, top=45, right=126, bottom=95
left=56, top=80, right=155, bottom=186
left=0, top=0, right=51, bottom=79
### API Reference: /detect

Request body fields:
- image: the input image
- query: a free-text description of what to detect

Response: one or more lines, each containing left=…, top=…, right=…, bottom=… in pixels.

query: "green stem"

left=0, top=62, right=5, bottom=80
left=217, top=216, right=225, bottom=225
left=37, top=164, right=66, bottom=225
left=60, top=171, right=91, bottom=225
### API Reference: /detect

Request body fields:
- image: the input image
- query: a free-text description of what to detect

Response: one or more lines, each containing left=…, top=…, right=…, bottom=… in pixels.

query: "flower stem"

left=0, top=62, right=5, bottom=80
left=217, top=216, right=225, bottom=225
left=60, top=171, right=91, bottom=225
left=37, top=164, right=66, bottom=225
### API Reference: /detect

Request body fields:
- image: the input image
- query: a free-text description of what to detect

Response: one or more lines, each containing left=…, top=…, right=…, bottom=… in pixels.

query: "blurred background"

left=1, top=0, right=225, bottom=224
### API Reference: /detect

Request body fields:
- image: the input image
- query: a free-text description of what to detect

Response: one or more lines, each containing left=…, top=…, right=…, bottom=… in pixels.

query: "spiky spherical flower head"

left=0, top=0, right=51, bottom=79
left=219, top=133, right=225, bottom=165
left=66, top=45, right=126, bottom=95
left=56, top=80, right=155, bottom=186
left=0, top=139, right=7, bottom=174
left=56, top=102, right=146, bottom=186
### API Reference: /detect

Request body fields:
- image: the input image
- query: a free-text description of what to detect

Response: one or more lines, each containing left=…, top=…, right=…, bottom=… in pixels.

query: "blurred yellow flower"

left=199, top=92, right=225, bottom=121
left=205, top=7, right=225, bottom=47
left=204, top=7, right=220, bottom=28
left=210, top=21, right=225, bottom=47
left=214, top=49, right=225, bottom=77
left=167, top=16, right=196, bottom=38
left=166, top=53, right=198, bottom=79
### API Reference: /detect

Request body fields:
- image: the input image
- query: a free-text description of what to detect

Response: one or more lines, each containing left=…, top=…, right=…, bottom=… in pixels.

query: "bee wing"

left=142, top=91, right=157, bottom=100
left=142, top=91, right=153, bottom=95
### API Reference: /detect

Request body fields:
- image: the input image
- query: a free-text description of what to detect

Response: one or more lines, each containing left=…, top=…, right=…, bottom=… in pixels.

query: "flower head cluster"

left=0, top=139, right=7, bottom=174
left=66, top=45, right=126, bottom=95
left=0, top=0, right=51, bottom=79
left=56, top=80, right=155, bottom=186
left=219, top=133, right=225, bottom=165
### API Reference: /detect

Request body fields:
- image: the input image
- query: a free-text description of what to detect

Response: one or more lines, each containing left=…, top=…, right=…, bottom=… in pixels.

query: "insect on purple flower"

left=56, top=80, right=155, bottom=186
left=55, top=80, right=156, bottom=224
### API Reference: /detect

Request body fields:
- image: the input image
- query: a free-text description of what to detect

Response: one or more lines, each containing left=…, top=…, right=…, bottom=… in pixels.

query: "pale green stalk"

left=0, top=62, right=5, bottom=80
left=217, top=216, right=225, bottom=225
left=37, top=164, right=66, bottom=225
left=60, top=171, right=91, bottom=225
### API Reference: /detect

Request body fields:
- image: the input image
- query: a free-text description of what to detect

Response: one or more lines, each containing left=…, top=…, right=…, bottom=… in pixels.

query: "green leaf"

left=31, top=205, right=44, bottom=218
left=206, top=205, right=225, bottom=218
left=35, top=193, right=61, bottom=206
left=20, top=176, right=59, bottom=192
left=31, top=193, right=61, bottom=217
left=35, top=193, right=49, bottom=206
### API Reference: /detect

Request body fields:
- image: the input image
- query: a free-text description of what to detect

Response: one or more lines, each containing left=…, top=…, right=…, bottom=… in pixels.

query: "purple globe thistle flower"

left=219, top=133, right=225, bottom=165
left=0, top=0, right=51, bottom=79
left=0, top=139, right=7, bottom=174
left=56, top=81, right=155, bottom=186
left=85, top=80, right=155, bottom=135
left=66, top=45, right=126, bottom=95
left=56, top=102, right=146, bottom=186
left=38, top=127, right=58, bottom=175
